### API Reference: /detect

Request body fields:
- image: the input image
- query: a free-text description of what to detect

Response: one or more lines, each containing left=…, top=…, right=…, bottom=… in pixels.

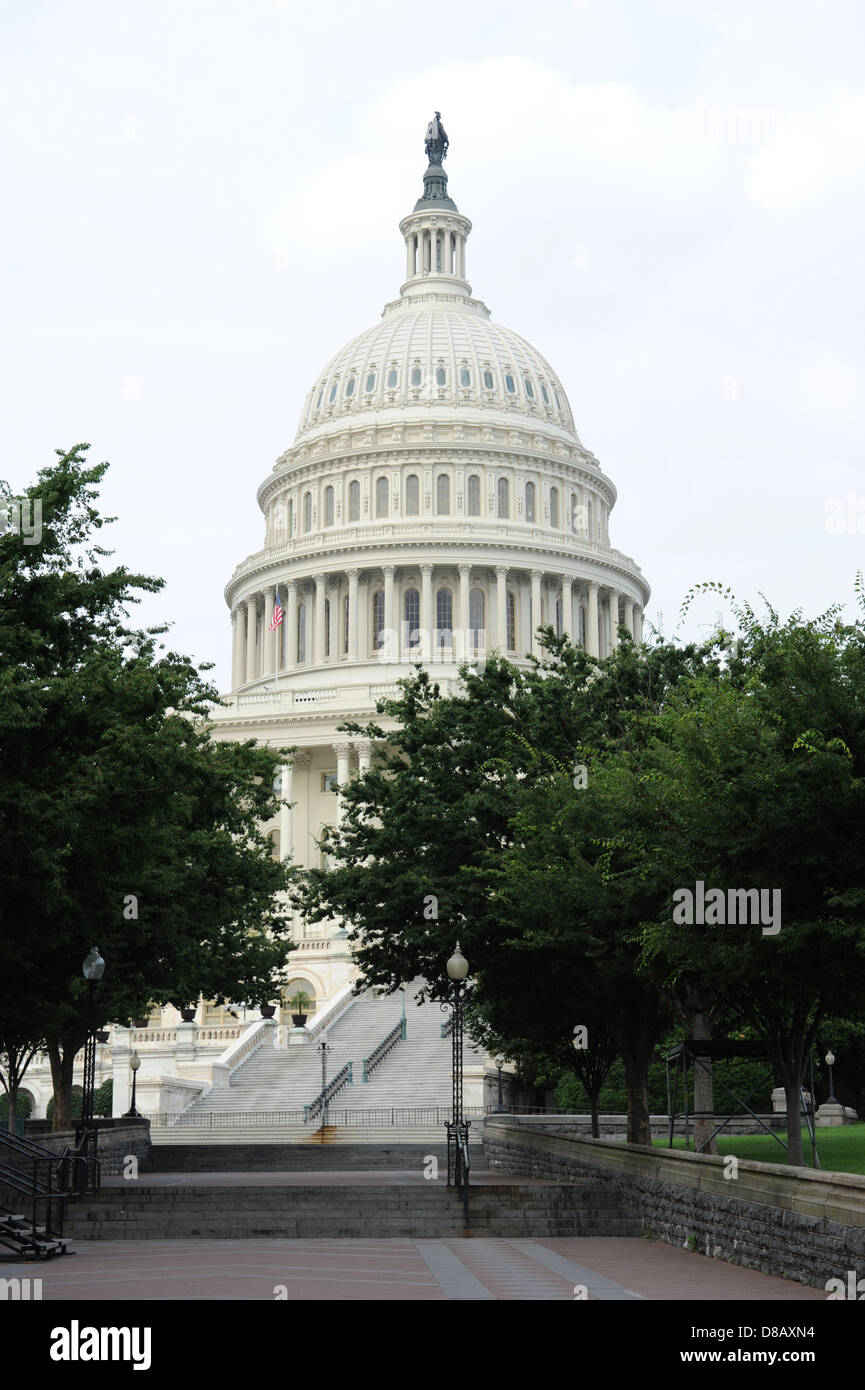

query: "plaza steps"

left=63, top=1181, right=639, bottom=1241
left=174, top=986, right=482, bottom=1123
left=150, top=1121, right=478, bottom=1146
left=149, top=1143, right=449, bottom=1172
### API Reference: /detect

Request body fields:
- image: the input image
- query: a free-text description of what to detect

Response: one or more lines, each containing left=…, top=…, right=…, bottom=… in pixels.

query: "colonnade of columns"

left=405, top=225, right=466, bottom=279
left=231, top=566, right=645, bottom=688
left=276, top=740, right=374, bottom=863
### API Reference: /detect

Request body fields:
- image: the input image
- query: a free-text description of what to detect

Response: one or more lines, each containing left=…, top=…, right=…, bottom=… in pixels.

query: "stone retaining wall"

left=25, top=1120, right=152, bottom=1176
left=483, top=1117, right=865, bottom=1291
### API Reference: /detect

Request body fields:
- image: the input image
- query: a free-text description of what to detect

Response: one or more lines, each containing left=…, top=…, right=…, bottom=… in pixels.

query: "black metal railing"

left=304, top=1062, right=353, bottom=1122
left=0, top=1129, right=76, bottom=1257
left=446, top=1120, right=471, bottom=1228
left=362, top=1018, right=406, bottom=1082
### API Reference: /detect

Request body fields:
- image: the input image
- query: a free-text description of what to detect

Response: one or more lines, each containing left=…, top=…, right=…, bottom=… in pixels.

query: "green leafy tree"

left=0, top=446, right=295, bottom=1128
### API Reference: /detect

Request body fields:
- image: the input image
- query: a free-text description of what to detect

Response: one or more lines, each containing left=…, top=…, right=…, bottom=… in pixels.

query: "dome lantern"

left=399, top=111, right=472, bottom=301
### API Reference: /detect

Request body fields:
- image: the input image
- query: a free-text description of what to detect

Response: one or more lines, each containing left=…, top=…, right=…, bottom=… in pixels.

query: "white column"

left=530, top=570, right=543, bottom=658
left=624, top=598, right=634, bottom=639
left=496, top=566, right=508, bottom=650
left=420, top=563, right=433, bottom=660
left=457, top=234, right=465, bottom=278
left=383, top=565, right=396, bottom=656
left=406, top=234, right=413, bottom=280
left=279, top=762, right=293, bottom=863
left=327, top=579, right=339, bottom=662
left=561, top=577, right=573, bottom=642
left=347, top=569, right=359, bottom=660
left=458, top=563, right=471, bottom=661
left=232, top=608, right=244, bottom=688
left=358, top=573, right=370, bottom=657
left=634, top=606, right=643, bottom=643
left=245, top=595, right=257, bottom=682
left=587, top=581, right=600, bottom=658
left=609, top=590, right=620, bottom=650
left=285, top=581, right=298, bottom=669
left=334, top=741, right=352, bottom=826
left=356, top=739, right=373, bottom=775
left=264, top=586, right=276, bottom=677
left=314, top=574, right=326, bottom=666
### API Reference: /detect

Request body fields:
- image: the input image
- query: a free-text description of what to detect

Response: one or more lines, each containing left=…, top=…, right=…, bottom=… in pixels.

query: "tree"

left=0, top=446, right=295, bottom=1127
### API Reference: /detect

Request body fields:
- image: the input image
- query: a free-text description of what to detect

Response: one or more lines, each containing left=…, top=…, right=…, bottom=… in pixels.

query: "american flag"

left=269, top=589, right=283, bottom=631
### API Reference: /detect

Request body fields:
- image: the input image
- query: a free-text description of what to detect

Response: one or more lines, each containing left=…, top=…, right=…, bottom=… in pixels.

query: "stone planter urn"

left=180, top=1008, right=197, bottom=1023
left=260, top=1004, right=276, bottom=1019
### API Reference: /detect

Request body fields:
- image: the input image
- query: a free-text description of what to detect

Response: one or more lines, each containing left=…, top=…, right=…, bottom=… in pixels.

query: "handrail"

left=441, top=1017, right=454, bottom=1039
left=304, top=984, right=357, bottom=1041
left=303, top=1062, right=353, bottom=1122
left=362, top=1018, right=406, bottom=1082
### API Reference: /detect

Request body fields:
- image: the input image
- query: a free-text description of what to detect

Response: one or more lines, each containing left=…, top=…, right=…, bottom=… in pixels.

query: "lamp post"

left=124, top=1051, right=142, bottom=1119
left=77, top=947, right=105, bottom=1162
left=444, top=943, right=470, bottom=1223
left=825, top=1050, right=838, bottom=1105
left=492, top=1055, right=508, bottom=1114
left=318, top=1035, right=330, bottom=1145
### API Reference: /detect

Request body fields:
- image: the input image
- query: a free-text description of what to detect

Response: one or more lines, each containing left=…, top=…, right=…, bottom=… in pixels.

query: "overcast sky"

left=2, top=0, right=863, bottom=690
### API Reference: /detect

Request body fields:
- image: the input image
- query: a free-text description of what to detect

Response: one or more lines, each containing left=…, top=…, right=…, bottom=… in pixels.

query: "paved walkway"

left=0, top=1238, right=824, bottom=1301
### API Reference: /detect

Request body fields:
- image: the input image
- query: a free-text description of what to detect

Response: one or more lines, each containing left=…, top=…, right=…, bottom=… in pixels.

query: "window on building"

left=322, top=772, right=339, bottom=793
left=459, top=367, right=471, bottom=388
left=324, top=485, right=334, bottom=527
left=586, top=497, right=593, bottom=537
left=504, top=373, right=516, bottom=394
left=436, top=588, right=453, bottom=648
left=525, top=481, right=535, bottom=523
left=483, top=369, right=494, bottom=390
left=343, top=595, right=349, bottom=654
left=554, top=389, right=562, bottom=411
left=436, top=474, right=450, bottom=515
left=541, top=384, right=549, bottom=405
left=288, top=498, right=294, bottom=536
left=386, top=368, right=398, bottom=389
left=571, top=493, right=579, bottom=532
left=376, top=476, right=389, bottom=518
left=316, top=387, right=324, bottom=409
left=550, top=487, right=559, bottom=529
left=467, top=474, right=481, bottom=516
left=435, top=366, right=446, bottom=386
left=404, top=588, right=420, bottom=647
left=303, top=492, right=312, bottom=532
left=405, top=473, right=420, bottom=515
left=372, top=590, right=384, bottom=650
left=348, top=480, right=360, bottom=522
left=329, top=382, right=338, bottom=403
left=269, top=830, right=280, bottom=861
left=497, top=477, right=509, bottom=518
left=469, top=588, right=485, bottom=649
left=524, top=378, right=534, bottom=399
left=506, top=592, right=516, bottom=651
left=410, top=366, right=422, bottom=387
left=297, top=603, right=306, bottom=662
left=555, top=596, right=563, bottom=637
left=324, top=597, right=331, bottom=656
left=345, top=377, right=355, bottom=398
left=365, top=372, right=376, bottom=393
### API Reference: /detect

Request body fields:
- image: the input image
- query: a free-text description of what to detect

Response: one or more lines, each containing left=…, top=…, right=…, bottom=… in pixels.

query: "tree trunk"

left=590, top=1098, right=600, bottom=1139
left=785, top=1084, right=805, bottom=1167
left=47, top=1042, right=77, bottom=1132
left=622, top=1049, right=651, bottom=1146
left=5, top=1086, right=16, bottom=1133
left=679, top=987, right=717, bottom=1154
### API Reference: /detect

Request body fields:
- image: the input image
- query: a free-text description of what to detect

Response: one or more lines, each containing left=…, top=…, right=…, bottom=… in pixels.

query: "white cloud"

left=747, top=91, right=865, bottom=209
left=799, top=357, right=861, bottom=412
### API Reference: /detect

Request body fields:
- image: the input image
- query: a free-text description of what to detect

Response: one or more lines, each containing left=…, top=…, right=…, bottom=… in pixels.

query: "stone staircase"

left=154, top=987, right=485, bottom=1143
left=63, top=1179, right=639, bottom=1240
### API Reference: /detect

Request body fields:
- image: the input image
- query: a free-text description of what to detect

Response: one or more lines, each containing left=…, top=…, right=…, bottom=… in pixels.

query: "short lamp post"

left=444, top=943, right=470, bottom=1224
left=492, top=1055, right=508, bottom=1114
left=77, top=947, right=105, bottom=1161
left=318, top=1035, right=330, bottom=1145
left=825, top=1051, right=838, bottom=1105
left=124, top=1051, right=142, bottom=1119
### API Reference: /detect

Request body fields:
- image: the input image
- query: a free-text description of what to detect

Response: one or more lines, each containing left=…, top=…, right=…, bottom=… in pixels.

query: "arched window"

left=343, top=595, right=349, bottom=655
left=506, top=592, right=516, bottom=651
left=329, top=381, right=338, bottom=403
left=348, top=481, right=360, bottom=522
left=524, top=378, right=535, bottom=399
left=345, top=377, right=355, bottom=398
left=386, top=368, right=398, bottom=389
left=436, top=474, right=450, bottom=515
left=436, top=588, right=453, bottom=648
left=372, top=591, right=384, bottom=650
left=541, top=384, right=550, bottom=405
left=365, top=372, right=376, bottom=393
left=525, top=481, right=535, bottom=523
left=315, top=388, right=324, bottom=410
left=297, top=603, right=306, bottom=662
left=435, top=366, right=446, bottom=386
left=288, top=498, right=294, bottom=536
left=467, top=474, right=481, bottom=516
left=504, top=373, right=516, bottom=394
left=497, top=477, right=509, bottom=519
left=469, top=588, right=485, bottom=649
left=303, top=492, right=312, bottom=532
left=405, top=473, right=420, bottom=515
left=549, top=487, right=559, bottom=529
left=324, top=486, right=334, bottom=528
left=410, top=366, right=422, bottom=387
left=483, top=369, right=494, bottom=390
left=376, top=476, right=389, bottom=518
left=404, top=588, right=420, bottom=647
left=571, top=493, right=580, bottom=532
left=459, top=367, right=471, bottom=388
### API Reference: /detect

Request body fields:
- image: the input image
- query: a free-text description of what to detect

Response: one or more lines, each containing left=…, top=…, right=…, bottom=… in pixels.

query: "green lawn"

left=653, top=1124, right=865, bottom=1176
